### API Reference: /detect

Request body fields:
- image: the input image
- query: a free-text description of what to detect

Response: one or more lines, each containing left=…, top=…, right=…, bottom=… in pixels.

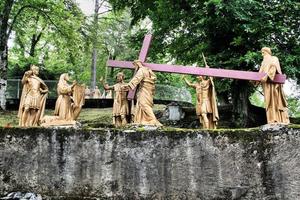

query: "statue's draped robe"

left=18, top=75, right=48, bottom=126
left=54, top=81, right=73, bottom=120
left=112, top=83, right=129, bottom=126
left=191, top=78, right=219, bottom=129
left=128, top=66, right=162, bottom=126
left=93, top=88, right=101, bottom=98
left=54, top=83, right=85, bottom=121
left=259, top=56, right=289, bottom=124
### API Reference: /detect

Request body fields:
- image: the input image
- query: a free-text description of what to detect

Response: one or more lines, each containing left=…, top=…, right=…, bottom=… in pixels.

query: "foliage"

left=108, top=0, right=300, bottom=126
left=108, top=0, right=300, bottom=89
left=5, top=0, right=138, bottom=90
left=288, top=97, right=300, bottom=118
left=6, top=0, right=86, bottom=81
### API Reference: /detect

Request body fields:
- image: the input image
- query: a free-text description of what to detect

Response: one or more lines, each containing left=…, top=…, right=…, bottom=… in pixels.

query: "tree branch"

left=8, top=5, right=69, bottom=39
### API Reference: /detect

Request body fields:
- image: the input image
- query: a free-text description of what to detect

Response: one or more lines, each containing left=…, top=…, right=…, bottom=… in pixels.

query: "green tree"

left=1, top=0, right=86, bottom=108
left=109, top=0, right=300, bottom=127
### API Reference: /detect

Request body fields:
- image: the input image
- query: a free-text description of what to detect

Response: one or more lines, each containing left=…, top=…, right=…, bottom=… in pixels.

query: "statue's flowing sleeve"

left=128, top=69, right=144, bottom=90
left=58, top=84, right=72, bottom=94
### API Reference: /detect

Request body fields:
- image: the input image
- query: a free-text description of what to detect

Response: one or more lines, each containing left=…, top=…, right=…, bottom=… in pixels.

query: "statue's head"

left=133, top=60, right=143, bottom=70
left=64, top=73, right=70, bottom=81
left=59, top=73, right=69, bottom=83
left=116, top=72, right=125, bottom=82
left=197, top=76, right=204, bottom=81
left=30, top=65, right=39, bottom=75
left=261, top=47, right=272, bottom=57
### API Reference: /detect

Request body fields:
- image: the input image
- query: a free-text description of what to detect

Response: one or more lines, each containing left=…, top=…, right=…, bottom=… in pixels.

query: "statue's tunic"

left=18, top=74, right=48, bottom=126
left=54, top=82, right=73, bottom=120
left=113, top=83, right=129, bottom=117
left=191, top=78, right=219, bottom=129
left=259, top=56, right=289, bottom=124
left=128, top=66, right=162, bottom=126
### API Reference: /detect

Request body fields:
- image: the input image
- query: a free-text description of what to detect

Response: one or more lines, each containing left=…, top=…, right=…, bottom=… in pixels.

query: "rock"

left=261, top=123, right=287, bottom=131
left=164, top=103, right=185, bottom=121
left=0, top=192, right=42, bottom=200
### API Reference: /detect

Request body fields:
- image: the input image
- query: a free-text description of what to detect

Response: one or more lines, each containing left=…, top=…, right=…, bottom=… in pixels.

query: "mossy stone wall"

left=0, top=126, right=300, bottom=199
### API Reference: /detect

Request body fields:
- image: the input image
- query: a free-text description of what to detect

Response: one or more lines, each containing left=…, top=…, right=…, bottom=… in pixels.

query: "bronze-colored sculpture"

left=92, top=86, right=102, bottom=98
left=18, top=65, right=48, bottom=127
left=183, top=65, right=219, bottom=129
left=85, top=86, right=91, bottom=99
left=101, top=72, right=129, bottom=127
left=122, top=60, right=162, bottom=126
left=41, top=73, right=85, bottom=127
left=258, top=47, right=289, bottom=124
left=54, top=73, right=77, bottom=120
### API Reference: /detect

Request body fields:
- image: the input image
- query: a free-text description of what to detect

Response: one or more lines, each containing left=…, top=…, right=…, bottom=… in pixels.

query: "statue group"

left=18, top=47, right=290, bottom=128
left=18, top=67, right=85, bottom=127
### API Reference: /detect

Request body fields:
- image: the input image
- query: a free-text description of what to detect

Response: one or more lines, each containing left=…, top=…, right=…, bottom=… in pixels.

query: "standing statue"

left=258, top=47, right=289, bottom=124
left=85, top=86, right=91, bottom=99
left=122, top=60, right=162, bottom=126
left=101, top=72, right=129, bottom=127
left=18, top=65, right=48, bottom=127
left=183, top=64, right=219, bottom=129
left=92, top=86, right=102, bottom=99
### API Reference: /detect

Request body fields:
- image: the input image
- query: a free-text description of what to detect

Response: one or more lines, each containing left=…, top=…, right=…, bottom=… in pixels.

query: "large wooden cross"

left=107, top=34, right=286, bottom=99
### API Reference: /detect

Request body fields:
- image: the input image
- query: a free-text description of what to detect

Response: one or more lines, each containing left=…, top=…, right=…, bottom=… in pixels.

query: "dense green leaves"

left=108, top=0, right=299, bottom=125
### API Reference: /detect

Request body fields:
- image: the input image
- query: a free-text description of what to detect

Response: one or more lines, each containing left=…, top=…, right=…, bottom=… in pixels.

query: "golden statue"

left=54, top=73, right=77, bottom=120
left=41, top=73, right=85, bottom=127
left=85, top=86, right=91, bottom=99
left=101, top=72, right=129, bottom=127
left=258, top=47, right=289, bottom=124
left=183, top=64, right=219, bottom=129
left=122, top=60, right=162, bottom=126
left=18, top=65, right=48, bottom=127
left=92, top=86, right=102, bottom=98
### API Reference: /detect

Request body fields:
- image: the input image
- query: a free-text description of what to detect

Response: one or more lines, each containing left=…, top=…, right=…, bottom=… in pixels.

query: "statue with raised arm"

left=122, top=60, right=162, bottom=126
left=258, top=47, right=289, bottom=124
left=18, top=65, right=48, bottom=127
left=101, top=72, right=129, bottom=127
left=183, top=58, right=219, bottom=129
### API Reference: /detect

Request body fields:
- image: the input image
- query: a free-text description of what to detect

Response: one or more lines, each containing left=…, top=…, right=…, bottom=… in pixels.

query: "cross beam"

left=107, top=60, right=286, bottom=83
left=107, top=34, right=286, bottom=99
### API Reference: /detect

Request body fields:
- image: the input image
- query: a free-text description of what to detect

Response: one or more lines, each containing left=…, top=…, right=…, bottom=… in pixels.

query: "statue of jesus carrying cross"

left=107, top=34, right=289, bottom=127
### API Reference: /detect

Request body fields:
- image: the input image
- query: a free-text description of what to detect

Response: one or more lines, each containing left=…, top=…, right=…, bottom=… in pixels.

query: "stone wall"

left=0, top=126, right=300, bottom=199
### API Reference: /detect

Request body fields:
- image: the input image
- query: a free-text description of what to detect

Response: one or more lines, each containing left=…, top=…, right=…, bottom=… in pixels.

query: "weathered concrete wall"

left=0, top=126, right=300, bottom=199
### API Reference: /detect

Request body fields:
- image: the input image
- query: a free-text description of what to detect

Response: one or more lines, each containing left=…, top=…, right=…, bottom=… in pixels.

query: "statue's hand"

left=99, top=77, right=104, bottom=83
left=261, top=75, right=268, bottom=83
left=25, top=70, right=33, bottom=76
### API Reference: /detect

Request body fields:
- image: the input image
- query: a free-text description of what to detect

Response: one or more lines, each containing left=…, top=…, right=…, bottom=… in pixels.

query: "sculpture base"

left=40, top=115, right=77, bottom=127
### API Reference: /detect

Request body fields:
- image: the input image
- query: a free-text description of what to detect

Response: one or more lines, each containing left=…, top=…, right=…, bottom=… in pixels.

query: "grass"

left=0, top=105, right=167, bottom=128
left=1, top=104, right=299, bottom=130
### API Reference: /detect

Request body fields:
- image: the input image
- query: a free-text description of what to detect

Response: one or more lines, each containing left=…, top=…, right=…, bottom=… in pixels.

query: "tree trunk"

left=91, top=48, right=97, bottom=89
left=0, top=0, right=14, bottom=110
left=231, top=80, right=251, bottom=127
left=90, top=0, right=100, bottom=89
